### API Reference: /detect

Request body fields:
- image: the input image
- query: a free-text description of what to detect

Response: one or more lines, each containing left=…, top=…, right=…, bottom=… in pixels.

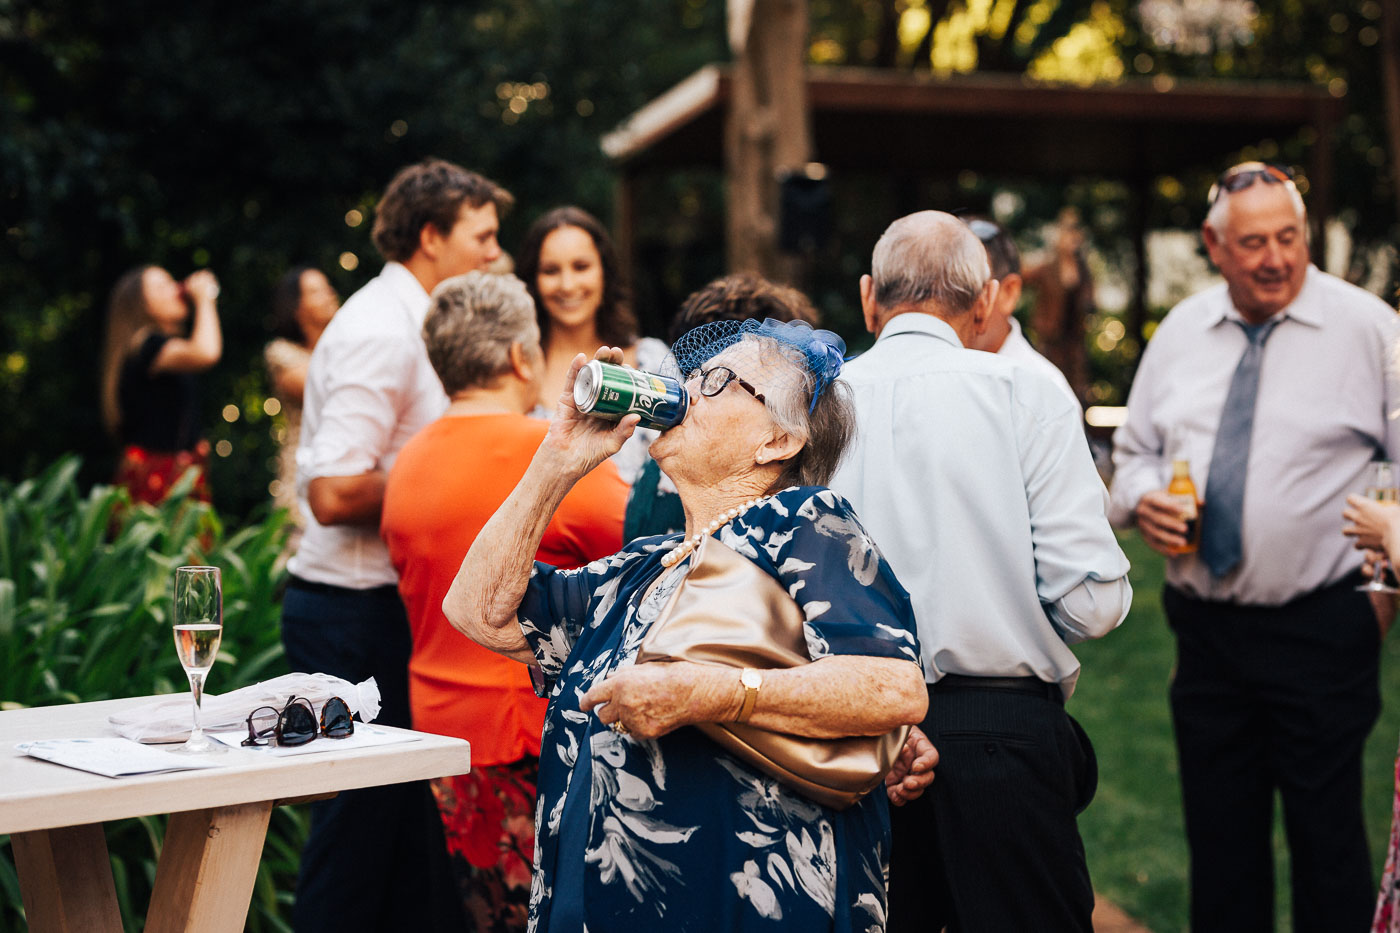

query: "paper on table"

left=17, top=738, right=227, bottom=778
left=207, top=723, right=422, bottom=757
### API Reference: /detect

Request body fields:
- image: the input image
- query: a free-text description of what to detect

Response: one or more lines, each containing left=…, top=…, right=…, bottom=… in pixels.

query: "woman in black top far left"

left=100, top=265, right=222, bottom=506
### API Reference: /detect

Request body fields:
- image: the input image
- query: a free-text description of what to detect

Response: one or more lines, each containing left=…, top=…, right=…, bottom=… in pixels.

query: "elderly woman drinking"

left=444, top=320, right=930, bottom=932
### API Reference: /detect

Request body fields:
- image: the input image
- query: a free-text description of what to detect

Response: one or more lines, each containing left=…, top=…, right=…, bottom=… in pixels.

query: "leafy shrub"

left=0, top=456, right=300, bottom=932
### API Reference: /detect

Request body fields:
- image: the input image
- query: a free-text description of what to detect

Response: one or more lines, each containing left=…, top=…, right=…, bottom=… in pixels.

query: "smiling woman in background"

left=100, top=264, right=222, bottom=505
left=516, top=206, right=668, bottom=483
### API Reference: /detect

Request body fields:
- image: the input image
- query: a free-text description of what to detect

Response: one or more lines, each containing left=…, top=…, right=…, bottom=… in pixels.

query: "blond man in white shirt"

left=1110, top=164, right=1400, bottom=933
left=283, top=158, right=511, bottom=933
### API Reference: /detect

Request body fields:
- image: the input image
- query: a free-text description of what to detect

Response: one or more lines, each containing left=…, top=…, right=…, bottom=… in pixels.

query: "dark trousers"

left=281, top=578, right=464, bottom=933
left=1165, top=574, right=1380, bottom=933
left=887, top=680, right=1098, bottom=933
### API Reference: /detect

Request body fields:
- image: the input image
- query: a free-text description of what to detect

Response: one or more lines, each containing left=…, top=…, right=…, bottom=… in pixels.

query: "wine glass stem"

left=187, top=670, right=206, bottom=743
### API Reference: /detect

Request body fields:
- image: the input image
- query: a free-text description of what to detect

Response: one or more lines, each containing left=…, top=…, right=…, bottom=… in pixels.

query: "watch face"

left=741, top=669, right=763, bottom=689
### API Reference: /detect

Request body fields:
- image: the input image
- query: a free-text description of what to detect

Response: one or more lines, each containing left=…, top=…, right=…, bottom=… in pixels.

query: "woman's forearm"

left=654, top=656, right=927, bottom=739
left=737, top=656, right=928, bottom=737
left=442, top=446, right=582, bottom=659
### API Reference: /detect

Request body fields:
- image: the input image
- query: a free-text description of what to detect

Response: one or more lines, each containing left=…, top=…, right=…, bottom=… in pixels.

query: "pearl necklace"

left=660, top=496, right=769, bottom=568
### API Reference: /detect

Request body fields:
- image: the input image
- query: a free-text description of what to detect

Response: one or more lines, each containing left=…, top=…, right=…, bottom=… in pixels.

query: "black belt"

left=285, top=574, right=399, bottom=597
left=931, top=673, right=1064, bottom=705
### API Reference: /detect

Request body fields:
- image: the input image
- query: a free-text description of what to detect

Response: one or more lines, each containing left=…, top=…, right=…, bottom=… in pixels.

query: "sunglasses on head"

left=241, top=695, right=354, bottom=748
left=1207, top=163, right=1295, bottom=205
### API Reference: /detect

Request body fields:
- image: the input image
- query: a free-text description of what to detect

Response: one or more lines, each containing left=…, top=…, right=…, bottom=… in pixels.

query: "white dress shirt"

left=290, top=262, right=448, bottom=589
left=999, top=318, right=1080, bottom=410
left=830, top=312, right=1131, bottom=696
left=1109, top=265, right=1400, bottom=605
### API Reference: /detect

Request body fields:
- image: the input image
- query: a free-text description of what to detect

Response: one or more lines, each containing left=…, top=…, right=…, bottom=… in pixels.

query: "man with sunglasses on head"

left=962, top=216, right=1080, bottom=410
left=1110, top=162, right=1400, bottom=933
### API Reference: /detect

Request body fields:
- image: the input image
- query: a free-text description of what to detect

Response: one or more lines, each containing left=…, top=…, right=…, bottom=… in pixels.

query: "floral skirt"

left=432, top=756, right=538, bottom=933
left=1374, top=737, right=1400, bottom=931
left=114, top=441, right=212, bottom=506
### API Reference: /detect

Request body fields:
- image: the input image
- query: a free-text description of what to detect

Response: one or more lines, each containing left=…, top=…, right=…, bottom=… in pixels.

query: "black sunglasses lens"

left=279, top=702, right=318, bottom=747
left=322, top=697, right=354, bottom=739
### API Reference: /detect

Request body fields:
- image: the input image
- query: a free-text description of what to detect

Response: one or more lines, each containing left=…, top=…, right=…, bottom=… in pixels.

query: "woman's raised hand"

left=183, top=269, right=221, bottom=304
left=540, top=348, right=640, bottom=479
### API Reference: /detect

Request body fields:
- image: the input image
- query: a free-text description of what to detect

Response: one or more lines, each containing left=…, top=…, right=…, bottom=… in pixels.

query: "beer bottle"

left=1166, top=458, right=1201, bottom=556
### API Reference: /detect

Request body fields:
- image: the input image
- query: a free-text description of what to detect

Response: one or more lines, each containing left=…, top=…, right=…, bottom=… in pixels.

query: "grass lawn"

left=1070, top=534, right=1400, bottom=932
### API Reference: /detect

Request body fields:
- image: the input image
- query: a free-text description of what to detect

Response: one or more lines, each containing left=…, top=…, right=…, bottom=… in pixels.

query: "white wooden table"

left=0, top=696, right=470, bottom=933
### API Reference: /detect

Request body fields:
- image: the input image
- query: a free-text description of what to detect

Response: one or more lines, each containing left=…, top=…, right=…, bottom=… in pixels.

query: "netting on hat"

left=668, top=318, right=846, bottom=412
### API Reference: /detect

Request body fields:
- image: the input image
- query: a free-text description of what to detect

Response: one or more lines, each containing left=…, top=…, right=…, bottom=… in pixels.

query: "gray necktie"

left=1199, top=318, right=1280, bottom=577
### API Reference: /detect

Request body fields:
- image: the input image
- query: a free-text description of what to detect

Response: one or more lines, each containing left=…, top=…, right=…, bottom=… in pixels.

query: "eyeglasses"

left=242, top=695, right=354, bottom=747
left=690, top=366, right=767, bottom=405
left=1207, top=162, right=1295, bottom=205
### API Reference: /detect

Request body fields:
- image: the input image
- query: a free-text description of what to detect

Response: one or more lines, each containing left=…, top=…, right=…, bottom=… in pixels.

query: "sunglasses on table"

left=241, top=695, right=354, bottom=748
left=1207, top=162, right=1296, bottom=205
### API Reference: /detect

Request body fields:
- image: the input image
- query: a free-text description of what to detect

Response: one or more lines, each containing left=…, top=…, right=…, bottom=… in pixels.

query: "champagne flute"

left=171, top=565, right=224, bottom=754
left=1357, top=462, right=1400, bottom=595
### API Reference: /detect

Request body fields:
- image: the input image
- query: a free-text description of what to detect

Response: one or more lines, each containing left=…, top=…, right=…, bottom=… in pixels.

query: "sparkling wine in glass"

left=172, top=565, right=224, bottom=754
left=1358, top=462, right=1400, bottom=595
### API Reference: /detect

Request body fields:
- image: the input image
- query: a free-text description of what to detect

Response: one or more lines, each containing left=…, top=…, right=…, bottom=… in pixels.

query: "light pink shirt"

left=289, top=262, right=448, bottom=588
left=1109, top=266, right=1400, bottom=605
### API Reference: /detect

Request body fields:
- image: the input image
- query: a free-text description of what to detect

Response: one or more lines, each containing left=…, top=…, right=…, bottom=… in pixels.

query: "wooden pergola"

left=602, top=65, right=1344, bottom=342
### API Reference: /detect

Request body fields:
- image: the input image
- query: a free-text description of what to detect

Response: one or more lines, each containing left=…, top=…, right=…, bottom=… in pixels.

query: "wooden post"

left=11, top=824, right=122, bottom=933
left=145, top=802, right=274, bottom=933
left=725, top=0, right=812, bottom=280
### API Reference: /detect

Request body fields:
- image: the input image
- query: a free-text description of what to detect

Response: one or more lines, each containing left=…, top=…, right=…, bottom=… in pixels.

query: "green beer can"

left=573, top=360, right=689, bottom=430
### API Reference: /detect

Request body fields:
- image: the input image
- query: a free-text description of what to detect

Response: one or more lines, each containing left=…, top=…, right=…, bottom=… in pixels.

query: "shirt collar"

left=876, top=311, right=964, bottom=348
left=1206, top=263, right=1323, bottom=331
left=380, top=261, right=433, bottom=324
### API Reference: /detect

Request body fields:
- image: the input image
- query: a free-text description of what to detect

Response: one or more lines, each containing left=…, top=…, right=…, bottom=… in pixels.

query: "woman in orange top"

left=382, top=270, right=627, bottom=931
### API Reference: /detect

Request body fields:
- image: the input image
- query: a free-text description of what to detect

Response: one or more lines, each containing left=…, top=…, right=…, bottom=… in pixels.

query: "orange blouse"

left=382, top=413, right=627, bottom=766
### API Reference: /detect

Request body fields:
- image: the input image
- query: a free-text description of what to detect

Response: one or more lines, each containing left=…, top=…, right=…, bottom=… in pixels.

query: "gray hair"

left=423, top=271, right=540, bottom=396
left=871, top=211, right=991, bottom=314
left=734, top=334, right=857, bottom=490
left=1204, top=180, right=1307, bottom=234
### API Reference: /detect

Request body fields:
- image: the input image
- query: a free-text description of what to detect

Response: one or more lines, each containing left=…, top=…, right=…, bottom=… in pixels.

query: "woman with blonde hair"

left=100, top=265, right=222, bottom=504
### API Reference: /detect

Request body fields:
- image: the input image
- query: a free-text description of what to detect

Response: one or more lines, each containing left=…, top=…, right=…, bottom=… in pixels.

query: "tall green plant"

left=0, top=456, right=299, bottom=932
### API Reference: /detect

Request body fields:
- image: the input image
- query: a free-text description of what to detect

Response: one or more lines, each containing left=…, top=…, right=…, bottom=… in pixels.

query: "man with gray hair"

left=1110, top=163, right=1400, bottom=932
left=829, top=210, right=1131, bottom=932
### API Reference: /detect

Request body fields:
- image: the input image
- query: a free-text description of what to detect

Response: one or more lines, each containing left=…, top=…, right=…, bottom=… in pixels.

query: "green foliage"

left=0, top=455, right=296, bottom=932
left=0, top=0, right=725, bottom=519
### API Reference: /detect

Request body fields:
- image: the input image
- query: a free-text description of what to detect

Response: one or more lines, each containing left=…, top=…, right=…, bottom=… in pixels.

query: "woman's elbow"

left=892, top=663, right=929, bottom=725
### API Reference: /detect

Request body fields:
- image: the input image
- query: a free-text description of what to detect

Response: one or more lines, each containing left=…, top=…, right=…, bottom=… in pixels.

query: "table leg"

left=11, top=823, right=122, bottom=933
left=144, top=801, right=274, bottom=933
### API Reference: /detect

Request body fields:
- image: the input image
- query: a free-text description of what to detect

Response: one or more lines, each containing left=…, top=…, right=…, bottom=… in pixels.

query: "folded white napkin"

left=109, top=672, right=380, bottom=743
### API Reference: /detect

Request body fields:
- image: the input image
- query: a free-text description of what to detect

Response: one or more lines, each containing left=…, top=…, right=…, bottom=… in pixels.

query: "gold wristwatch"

left=736, top=668, right=763, bottom=723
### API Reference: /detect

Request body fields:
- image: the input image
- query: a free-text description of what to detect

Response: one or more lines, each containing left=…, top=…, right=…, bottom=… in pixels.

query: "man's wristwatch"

left=736, top=668, right=763, bottom=723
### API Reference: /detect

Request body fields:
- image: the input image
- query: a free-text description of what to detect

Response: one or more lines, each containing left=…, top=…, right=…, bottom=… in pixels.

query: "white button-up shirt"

left=289, top=262, right=448, bottom=589
left=999, top=317, right=1080, bottom=410
left=1109, top=265, right=1400, bottom=605
left=830, top=312, right=1131, bottom=696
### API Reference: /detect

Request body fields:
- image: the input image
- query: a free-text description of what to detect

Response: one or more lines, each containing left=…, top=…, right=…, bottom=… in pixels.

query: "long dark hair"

left=100, top=265, right=155, bottom=438
left=270, top=266, right=312, bottom=343
left=516, top=206, right=636, bottom=348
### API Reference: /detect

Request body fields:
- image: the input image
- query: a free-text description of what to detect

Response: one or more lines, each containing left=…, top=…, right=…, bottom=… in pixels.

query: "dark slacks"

left=281, top=578, right=464, bottom=933
left=887, top=680, right=1098, bottom=933
left=1165, top=573, right=1380, bottom=933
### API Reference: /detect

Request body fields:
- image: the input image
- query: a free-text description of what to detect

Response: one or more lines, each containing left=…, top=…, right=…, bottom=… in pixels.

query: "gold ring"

left=609, top=721, right=629, bottom=736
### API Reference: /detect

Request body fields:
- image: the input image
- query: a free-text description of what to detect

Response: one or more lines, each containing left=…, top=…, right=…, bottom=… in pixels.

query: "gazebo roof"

left=602, top=65, right=1343, bottom=180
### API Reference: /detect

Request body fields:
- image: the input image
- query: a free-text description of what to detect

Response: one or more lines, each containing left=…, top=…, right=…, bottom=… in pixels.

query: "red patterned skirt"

left=432, top=756, right=538, bottom=933
left=114, top=441, right=212, bottom=506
